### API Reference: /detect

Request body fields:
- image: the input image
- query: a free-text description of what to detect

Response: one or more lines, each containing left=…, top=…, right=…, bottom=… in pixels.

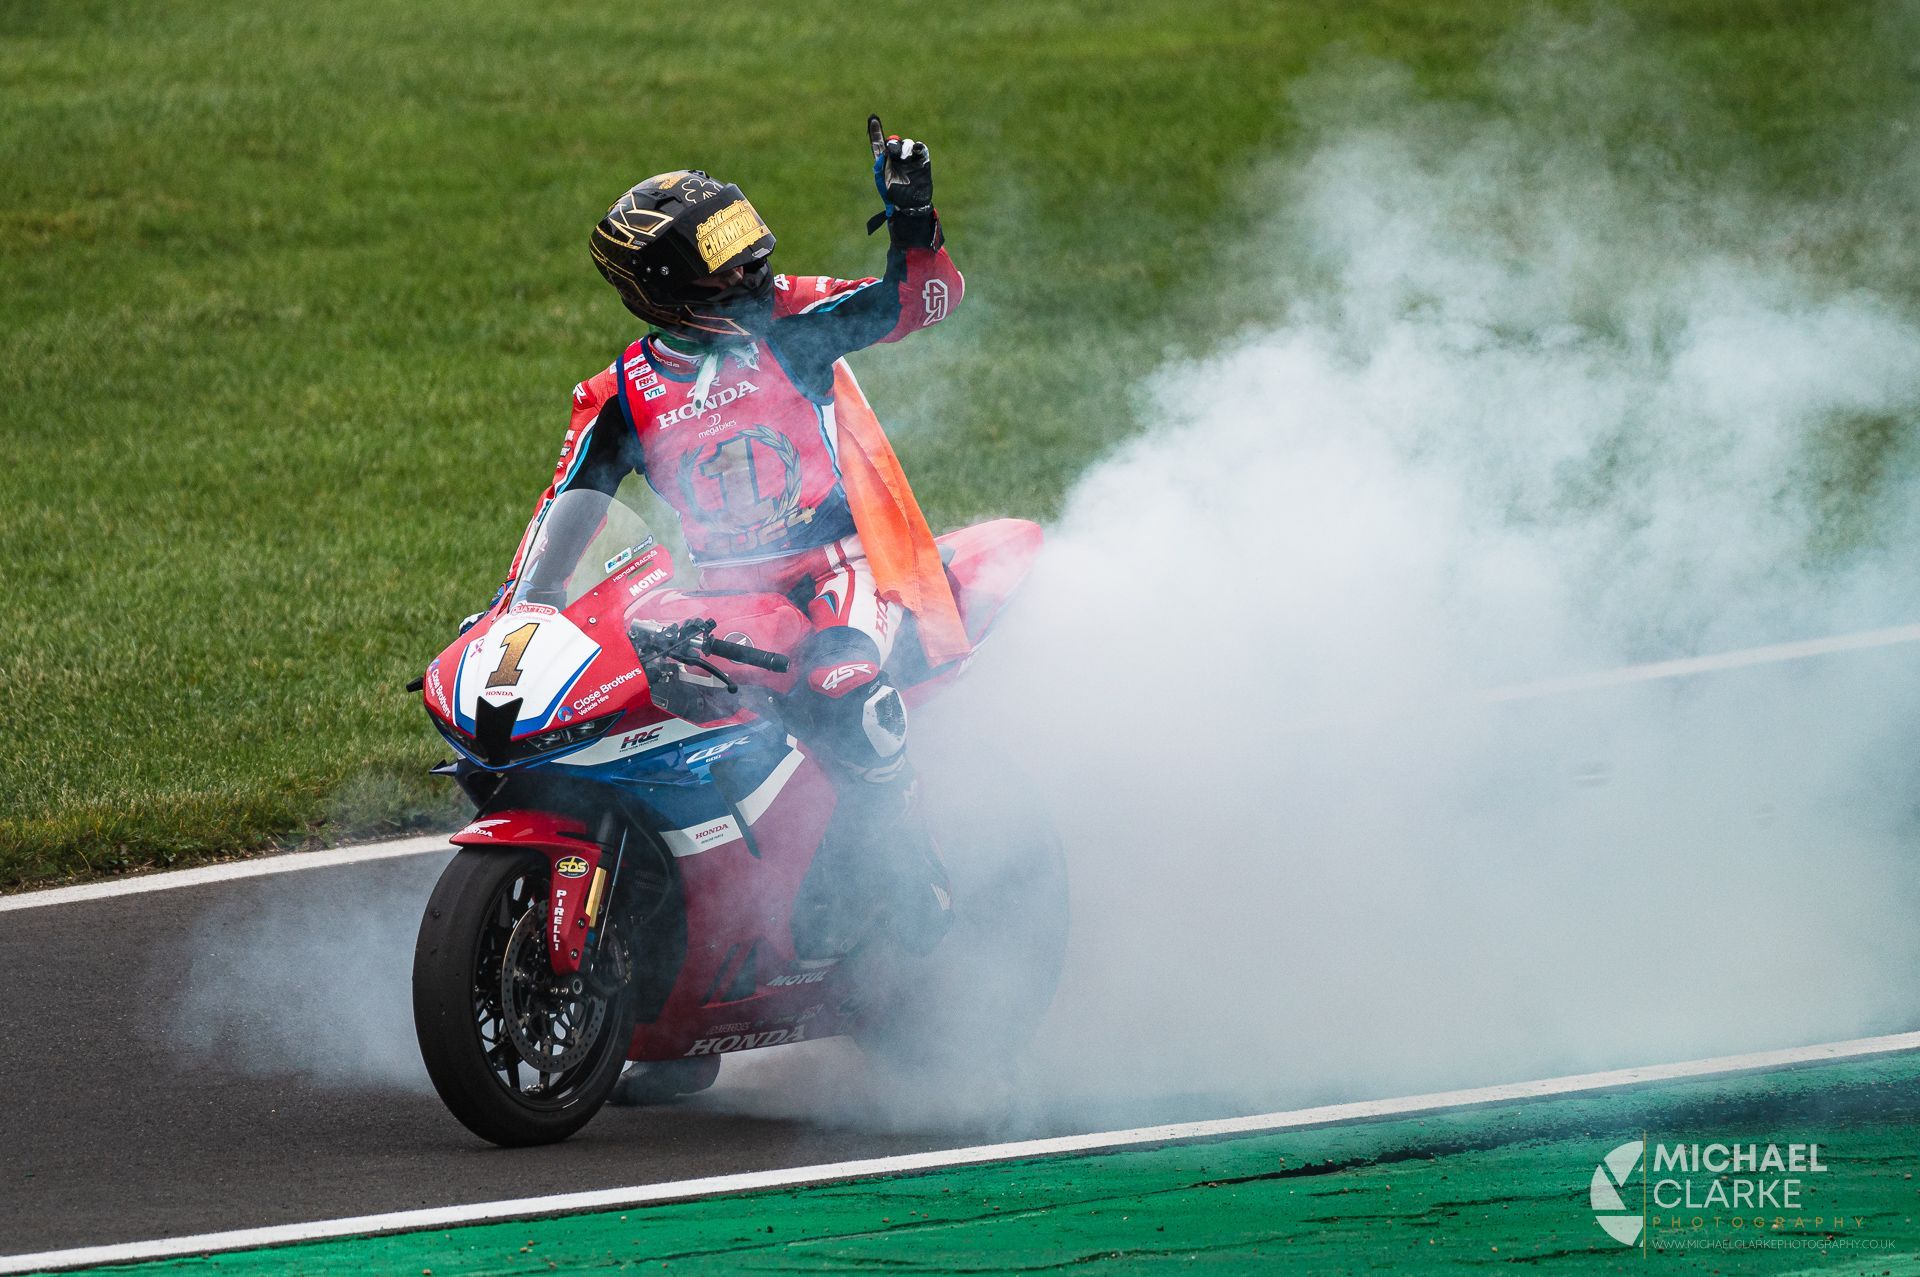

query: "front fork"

left=546, top=846, right=610, bottom=977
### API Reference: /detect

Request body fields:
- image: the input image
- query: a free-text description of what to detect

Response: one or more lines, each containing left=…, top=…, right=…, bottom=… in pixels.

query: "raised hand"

left=866, top=114, right=935, bottom=236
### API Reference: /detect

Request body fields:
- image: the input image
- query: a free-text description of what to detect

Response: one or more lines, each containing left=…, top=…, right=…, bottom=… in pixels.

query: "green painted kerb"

left=58, top=1053, right=1920, bottom=1275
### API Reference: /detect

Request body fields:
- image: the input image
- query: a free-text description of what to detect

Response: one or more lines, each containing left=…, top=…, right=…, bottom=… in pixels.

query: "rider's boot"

left=790, top=755, right=952, bottom=958
left=608, top=1055, right=720, bottom=1107
left=833, top=758, right=953, bottom=956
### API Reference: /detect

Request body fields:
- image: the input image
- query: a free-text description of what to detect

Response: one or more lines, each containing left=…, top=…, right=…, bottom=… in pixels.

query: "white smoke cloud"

left=162, top=857, right=445, bottom=1091
left=906, top=48, right=1920, bottom=1123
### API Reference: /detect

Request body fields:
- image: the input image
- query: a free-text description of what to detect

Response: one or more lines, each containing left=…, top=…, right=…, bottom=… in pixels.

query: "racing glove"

left=865, top=115, right=941, bottom=248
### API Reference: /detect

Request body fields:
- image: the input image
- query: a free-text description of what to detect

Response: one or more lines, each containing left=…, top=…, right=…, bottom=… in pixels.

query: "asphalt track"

left=0, top=853, right=946, bottom=1258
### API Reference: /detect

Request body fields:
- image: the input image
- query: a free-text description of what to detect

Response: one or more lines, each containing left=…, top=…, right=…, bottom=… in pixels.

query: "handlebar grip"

left=706, top=639, right=790, bottom=673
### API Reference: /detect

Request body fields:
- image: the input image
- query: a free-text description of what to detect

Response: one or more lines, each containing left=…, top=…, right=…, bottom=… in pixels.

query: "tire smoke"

left=159, top=856, right=444, bottom=1091
left=923, top=39, right=1920, bottom=1124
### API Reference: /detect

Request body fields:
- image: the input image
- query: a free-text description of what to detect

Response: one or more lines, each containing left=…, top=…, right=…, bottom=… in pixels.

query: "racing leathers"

left=507, top=217, right=964, bottom=953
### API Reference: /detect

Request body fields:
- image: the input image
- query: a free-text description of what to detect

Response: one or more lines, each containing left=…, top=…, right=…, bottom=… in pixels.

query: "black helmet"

left=589, top=171, right=777, bottom=342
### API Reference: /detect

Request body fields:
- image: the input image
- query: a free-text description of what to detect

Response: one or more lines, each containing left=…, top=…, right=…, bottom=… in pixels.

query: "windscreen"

left=510, top=489, right=658, bottom=610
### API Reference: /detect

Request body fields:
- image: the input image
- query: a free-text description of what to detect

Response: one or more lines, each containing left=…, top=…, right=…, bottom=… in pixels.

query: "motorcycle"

left=408, top=488, right=1068, bottom=1146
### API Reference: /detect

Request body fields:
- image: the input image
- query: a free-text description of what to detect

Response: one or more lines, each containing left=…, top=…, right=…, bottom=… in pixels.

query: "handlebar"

left=628, top=618, right=791, bottom=686
left=706, top=638, right=789, bottom=673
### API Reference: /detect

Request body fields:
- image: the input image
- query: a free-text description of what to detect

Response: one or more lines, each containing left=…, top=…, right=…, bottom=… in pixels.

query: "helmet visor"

left=648, top=197, right=775, bottom=306
left=685, top=257, right=773, bottom=305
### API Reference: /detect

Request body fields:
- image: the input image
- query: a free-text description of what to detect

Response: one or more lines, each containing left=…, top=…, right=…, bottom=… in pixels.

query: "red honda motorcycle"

left=409, top=488, right=1067, bottom=1146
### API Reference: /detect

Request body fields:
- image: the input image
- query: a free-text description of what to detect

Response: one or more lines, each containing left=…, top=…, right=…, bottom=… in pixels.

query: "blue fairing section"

left=544, top=717, right=793, bottom=828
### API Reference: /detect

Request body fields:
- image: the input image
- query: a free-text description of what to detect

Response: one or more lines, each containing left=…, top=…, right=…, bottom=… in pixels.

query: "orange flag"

left=831, top=362, right=972, bottom=666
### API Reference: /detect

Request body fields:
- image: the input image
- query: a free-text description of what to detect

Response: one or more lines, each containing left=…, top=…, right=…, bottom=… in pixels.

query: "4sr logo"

left=812, top=662, right=875, bottom=695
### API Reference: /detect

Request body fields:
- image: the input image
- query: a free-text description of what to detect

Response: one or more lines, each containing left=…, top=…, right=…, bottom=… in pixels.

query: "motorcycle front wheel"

left=413, top=848, right=635, bottom=1146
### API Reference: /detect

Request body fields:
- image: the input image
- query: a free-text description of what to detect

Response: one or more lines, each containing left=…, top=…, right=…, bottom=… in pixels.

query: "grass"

left=2, top=0, right=1915, bottom=887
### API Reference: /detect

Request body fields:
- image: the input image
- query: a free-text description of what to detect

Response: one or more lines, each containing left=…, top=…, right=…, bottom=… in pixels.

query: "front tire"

left=413, top=849, right=635, bottom=1146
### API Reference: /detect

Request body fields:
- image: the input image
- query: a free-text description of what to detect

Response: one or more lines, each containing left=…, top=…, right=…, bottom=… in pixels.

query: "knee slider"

left=857, top=681, right=909, bottom=764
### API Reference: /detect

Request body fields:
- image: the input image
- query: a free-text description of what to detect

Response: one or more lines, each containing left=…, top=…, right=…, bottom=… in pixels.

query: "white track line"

left=1275, top=621, right=1920, bottom=733
left=1473, top=621, right=1920, bottom=705
left=7, top=1029, right=1916, bottom=1275
left=0, top=835, right=452, bottom=914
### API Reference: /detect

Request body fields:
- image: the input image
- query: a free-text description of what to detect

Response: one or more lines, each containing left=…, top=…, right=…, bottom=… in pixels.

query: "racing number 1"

left=487, top=623, right=538, bottom=689
left=699, top=434, right=782, bottom=525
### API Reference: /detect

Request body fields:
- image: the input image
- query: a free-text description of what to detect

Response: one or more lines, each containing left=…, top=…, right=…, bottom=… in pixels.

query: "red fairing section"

left=451, top=810, right=594, bottom=849
left=639, top=588, right=817, bottom=695
left=772, top=244, right=965, bottom=343
left=886, top=519, right=1042, bottom=708
left=627, top=746, right=845, bottom=1061
left=936, top=518, right=1044, bottom=645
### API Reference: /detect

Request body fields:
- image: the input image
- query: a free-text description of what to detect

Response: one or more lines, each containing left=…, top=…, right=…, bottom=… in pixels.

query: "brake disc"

left=499, top=905, right=607, bottom=1074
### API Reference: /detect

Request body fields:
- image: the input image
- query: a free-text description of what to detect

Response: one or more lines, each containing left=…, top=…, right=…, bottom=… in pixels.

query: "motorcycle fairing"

left=888, top=518, right=1043, bottom=700
left=623, top=737, right=849, bottom=1062
left=417, top=497, right=1047, bottom=1066
left=452, top=605, right=602, bottom=736
left=542, top=710, right=714, bottom=770
left=633, top=587, right=815, bottom=695
left=450, top=809, right=607, bottom=975
left=573, top=720, right=810, bottom=863
left=937, top=518, right=1044, bottom=646
left=509, top=714, right=853, bottom=1060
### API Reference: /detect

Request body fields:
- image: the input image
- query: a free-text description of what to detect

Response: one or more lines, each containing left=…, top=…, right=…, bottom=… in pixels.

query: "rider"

left=495, top=120, right=968, bottom=955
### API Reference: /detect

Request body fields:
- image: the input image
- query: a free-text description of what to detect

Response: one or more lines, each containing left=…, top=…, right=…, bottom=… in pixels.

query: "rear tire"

left=413, top=849, right=635, bottom=1146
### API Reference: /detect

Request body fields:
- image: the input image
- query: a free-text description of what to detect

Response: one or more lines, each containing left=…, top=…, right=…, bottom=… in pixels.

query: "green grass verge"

left=4, top=0, right=1916, bottom=886
left=70, top=1051, right=1920, bottom=1273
